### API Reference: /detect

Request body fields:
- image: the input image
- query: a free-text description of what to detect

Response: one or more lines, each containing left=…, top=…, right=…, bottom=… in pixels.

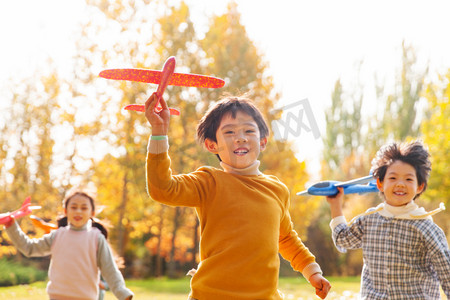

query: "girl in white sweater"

left=4, top=190, right=133, bottom=300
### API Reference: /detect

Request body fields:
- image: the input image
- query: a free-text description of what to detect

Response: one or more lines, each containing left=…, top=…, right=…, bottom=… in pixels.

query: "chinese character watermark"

left=271, top=98, right=320, bottom=141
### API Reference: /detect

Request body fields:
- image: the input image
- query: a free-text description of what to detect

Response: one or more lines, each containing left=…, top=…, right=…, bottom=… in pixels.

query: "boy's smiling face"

left=377, top=160, right=424, bottom=206
left=205, top=110, right=267, bottom=169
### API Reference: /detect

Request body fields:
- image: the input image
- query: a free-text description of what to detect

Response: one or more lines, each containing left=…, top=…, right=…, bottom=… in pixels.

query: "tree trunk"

left=116, top=171, right=128, bottom=258
left=155, top=205, right=165, bottom=277
left=167, top=207, right=181, bottom=278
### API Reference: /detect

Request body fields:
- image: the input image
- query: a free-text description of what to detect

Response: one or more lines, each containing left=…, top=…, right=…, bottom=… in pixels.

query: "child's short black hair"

left=196, top=95, right=269, bottom=144
left=371, top=140, right=431, bottom=198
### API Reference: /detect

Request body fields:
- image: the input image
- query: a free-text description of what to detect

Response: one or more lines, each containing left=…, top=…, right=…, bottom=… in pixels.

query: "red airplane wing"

left=99, top=69, right=161, bottom=84
left=170, top=72, right=225, bottom=88
left=99, top=69, right=225, bottom=88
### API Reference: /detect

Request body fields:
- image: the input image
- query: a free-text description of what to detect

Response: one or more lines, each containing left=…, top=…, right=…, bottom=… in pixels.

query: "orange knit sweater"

left=147, top=152, right=318, bottom=300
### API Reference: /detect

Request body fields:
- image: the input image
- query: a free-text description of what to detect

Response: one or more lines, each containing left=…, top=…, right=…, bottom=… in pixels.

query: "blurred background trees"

left=0, top=0, right=448, bottom=279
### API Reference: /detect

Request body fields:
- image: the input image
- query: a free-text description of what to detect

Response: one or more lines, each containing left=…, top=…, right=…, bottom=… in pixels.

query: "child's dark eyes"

left=69, top=206, right=89, bottom=210
left=223, top=128, right=256, bottom=135
left=388, top=177, right=415, bottom=182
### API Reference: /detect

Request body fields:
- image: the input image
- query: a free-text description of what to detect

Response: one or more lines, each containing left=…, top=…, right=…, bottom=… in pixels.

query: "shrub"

left=0, top=258, right=47, bottom=286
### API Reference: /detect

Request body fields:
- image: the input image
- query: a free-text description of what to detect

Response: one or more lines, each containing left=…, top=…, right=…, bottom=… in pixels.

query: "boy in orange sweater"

left=145, top=93, right=331, bottom=299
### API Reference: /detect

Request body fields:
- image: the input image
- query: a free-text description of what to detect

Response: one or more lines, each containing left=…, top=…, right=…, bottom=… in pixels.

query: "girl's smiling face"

left=205, top=110, right=267, bottom=169
left=65, top=194, right=94, bottom=228
left=377, top=160, right=424, bottom=206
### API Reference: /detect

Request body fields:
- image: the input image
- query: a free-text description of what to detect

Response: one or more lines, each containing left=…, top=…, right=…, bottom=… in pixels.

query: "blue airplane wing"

left=296, top=176, right=379, bottom=197
left=342, top=181, right=378, bottom=195
left=335, top=175, right=374, bottom=187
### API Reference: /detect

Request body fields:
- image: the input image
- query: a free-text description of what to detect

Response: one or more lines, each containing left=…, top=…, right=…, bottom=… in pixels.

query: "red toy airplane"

left=99, top=56, right=225, bottom=115
left=0, top=196, right=41, bottom=225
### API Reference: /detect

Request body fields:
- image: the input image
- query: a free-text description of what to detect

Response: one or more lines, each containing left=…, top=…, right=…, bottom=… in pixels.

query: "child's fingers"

left=145, top=92, right=158, bottom=112
left=144, top=93, right=169, bottom=117
left=159, top=96, right=169, bottom=111
left=316, top=288, right=326, bottom=299
left=315, top=280, right=331, bottom=299
left=316, top=288, right=324, bottom=299
left=144, top=92, right=170, bottom=135
left=326, top=186, right=344, bottom=202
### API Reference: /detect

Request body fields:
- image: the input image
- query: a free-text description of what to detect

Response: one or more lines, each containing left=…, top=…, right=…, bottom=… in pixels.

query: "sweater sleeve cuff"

left=302, top=262, right=322, bottom=281
left=330, top=215, right=347, bottom=230
left=147, top=136, right=169, bottom=154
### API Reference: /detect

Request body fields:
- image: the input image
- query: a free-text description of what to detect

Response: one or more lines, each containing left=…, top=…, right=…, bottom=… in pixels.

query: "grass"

left=0, top=276, right=445, bottom=299
left=0, top=277, right=361, bottom=300
left=278, top=276, right=361, bottom=299
left=0, top=281, right=48, bottom=300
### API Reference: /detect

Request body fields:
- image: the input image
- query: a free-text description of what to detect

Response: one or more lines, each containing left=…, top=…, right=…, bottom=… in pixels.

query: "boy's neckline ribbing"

left=220, top=161, right=262, bottom=176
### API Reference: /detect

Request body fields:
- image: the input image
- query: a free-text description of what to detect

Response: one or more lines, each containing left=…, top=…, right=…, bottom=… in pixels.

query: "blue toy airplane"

left=296, top=175, right=379, bottom=197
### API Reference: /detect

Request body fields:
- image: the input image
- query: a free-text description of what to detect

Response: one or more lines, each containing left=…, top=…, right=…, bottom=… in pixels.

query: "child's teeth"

left=235, top=150, right=247, bottom=154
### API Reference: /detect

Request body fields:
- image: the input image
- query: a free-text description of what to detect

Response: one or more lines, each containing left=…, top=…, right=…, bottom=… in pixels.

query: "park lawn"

left=0, top=281, right=48, bottom=300
left=103, top=276, right=362, bottom=299
left=0, top=276, right=444, bottom=299
left=0, top=277, right=361, bottom=300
